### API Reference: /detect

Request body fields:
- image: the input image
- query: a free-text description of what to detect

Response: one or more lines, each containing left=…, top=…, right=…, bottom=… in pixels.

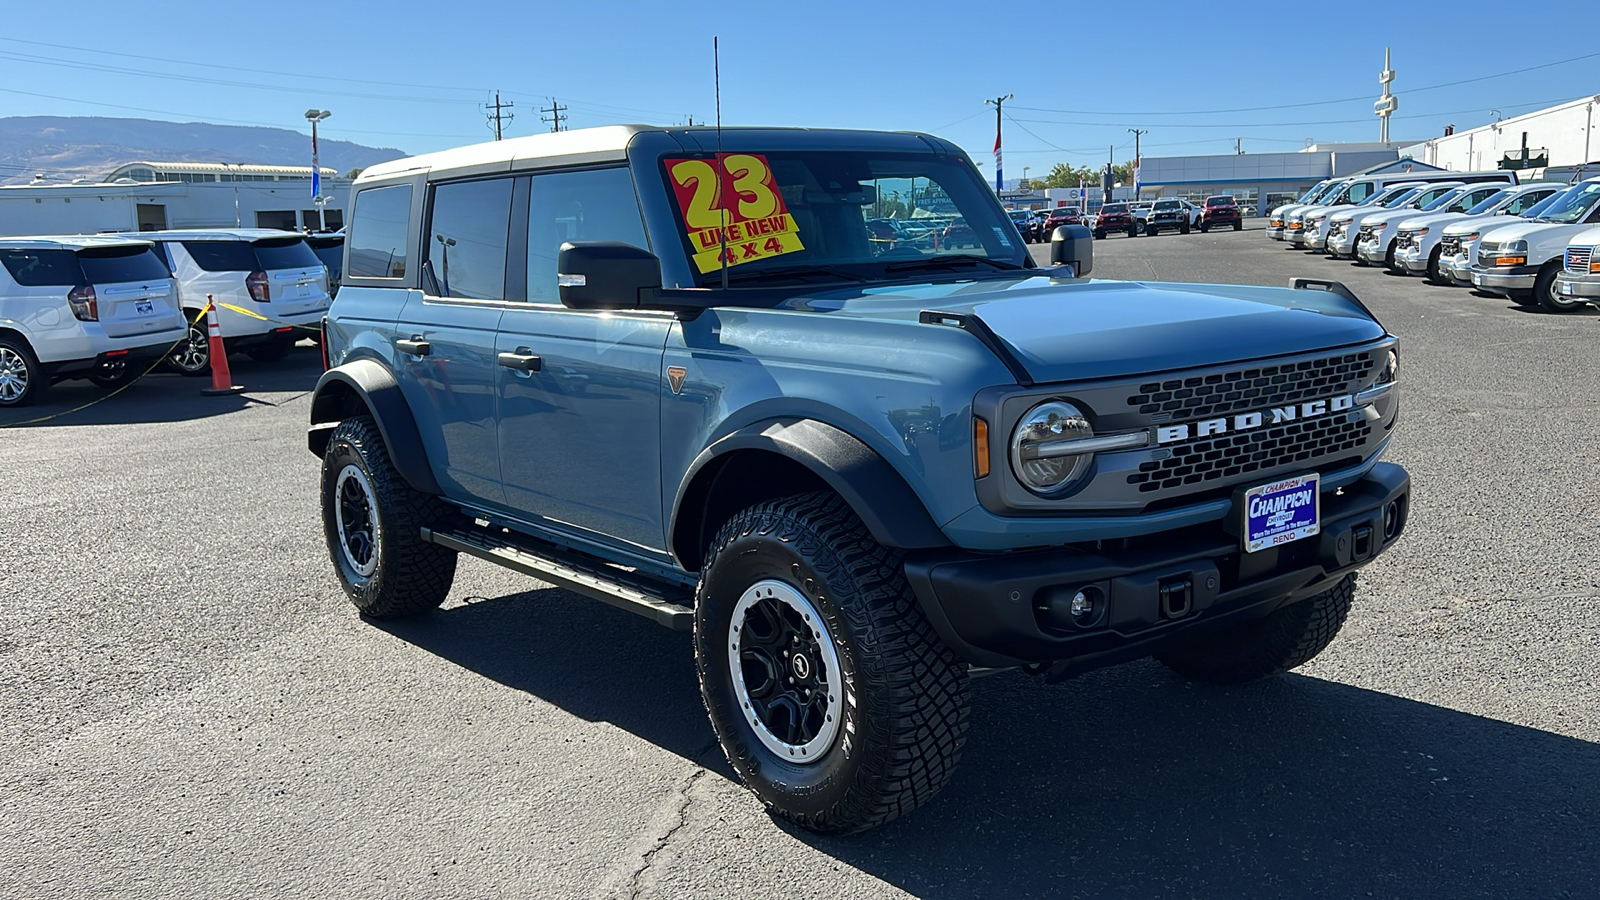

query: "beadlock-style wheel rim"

left=728, top=579, right=843, bottom=764
left=334, top=465, right=381, bottom=578
left=0, top=347, right=28, bottom=402
left=171, top=321, right=208, bottom=372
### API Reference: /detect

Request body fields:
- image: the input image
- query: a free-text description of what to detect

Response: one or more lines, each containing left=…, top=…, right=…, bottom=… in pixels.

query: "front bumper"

left=1327, top=230, right=1359, bottom=255
left=1470, top=266, right=1538, bottom=293
left=1554, top=272, right=1600, bottom=299
left=1394, top=245, right=1429, bottom=274
left=905, top=463, right=1410, bottom=669
left=1267, top=225, right=1285, bottom=240
left=1286, top=228, right=1309, bottom=246
left=1447, top=254, right=1474, bottom=284
left=1356, top=238, right=1387, bottom=264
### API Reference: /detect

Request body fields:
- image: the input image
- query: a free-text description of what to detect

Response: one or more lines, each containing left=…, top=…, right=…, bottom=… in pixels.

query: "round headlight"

left=1379, top=349, right=1398, bottom=384
left=1011, top=401, right=1093, bottom=495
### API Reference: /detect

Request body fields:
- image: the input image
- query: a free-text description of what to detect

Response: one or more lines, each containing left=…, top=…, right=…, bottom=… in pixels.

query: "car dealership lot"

left=3, top=229, right=1597, bottom=897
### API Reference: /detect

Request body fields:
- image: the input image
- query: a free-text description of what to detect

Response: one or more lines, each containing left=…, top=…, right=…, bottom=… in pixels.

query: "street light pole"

left=304, top=109, right=331, bottom=231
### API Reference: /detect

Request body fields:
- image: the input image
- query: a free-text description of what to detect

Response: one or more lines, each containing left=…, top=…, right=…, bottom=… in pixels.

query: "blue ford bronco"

left=308, top=125, right=1408, bottom=833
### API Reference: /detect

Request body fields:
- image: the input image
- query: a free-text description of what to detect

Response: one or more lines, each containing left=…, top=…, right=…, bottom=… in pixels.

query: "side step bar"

left=421, top=524, right=694, bottom=631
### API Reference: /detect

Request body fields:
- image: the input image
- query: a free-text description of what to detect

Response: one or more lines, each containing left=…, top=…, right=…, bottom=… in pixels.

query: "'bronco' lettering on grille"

left=1156, top=394, right=1355, bottom=444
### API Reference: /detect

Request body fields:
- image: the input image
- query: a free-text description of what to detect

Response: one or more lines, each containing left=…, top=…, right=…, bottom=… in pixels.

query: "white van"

left=126, top=229, right=331, bottom=375
left=0, top=236, right=185, bottom=407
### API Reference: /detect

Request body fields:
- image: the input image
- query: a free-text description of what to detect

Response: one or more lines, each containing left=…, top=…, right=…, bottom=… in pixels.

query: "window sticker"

left=665, top=154, right=806, bottom=273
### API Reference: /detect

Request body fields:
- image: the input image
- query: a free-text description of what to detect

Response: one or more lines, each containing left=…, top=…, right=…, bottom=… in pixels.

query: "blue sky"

left=1, top=0, right=1596, bottom=172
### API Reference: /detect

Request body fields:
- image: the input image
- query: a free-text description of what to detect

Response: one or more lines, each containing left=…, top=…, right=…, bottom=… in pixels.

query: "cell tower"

left=1374, top=47, right=1397, bottom=143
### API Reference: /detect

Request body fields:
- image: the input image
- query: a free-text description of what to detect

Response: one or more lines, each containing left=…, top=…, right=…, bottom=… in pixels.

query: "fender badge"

left=667, top=366, right=687, bottom=394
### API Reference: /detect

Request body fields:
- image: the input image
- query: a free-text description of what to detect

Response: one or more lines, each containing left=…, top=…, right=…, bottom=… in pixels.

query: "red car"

left=1092, top=203, right=1137, bottom=239
left=1038, top=207, right=1082, bottom=242
left=1200, top=195, right=1244, bottom=232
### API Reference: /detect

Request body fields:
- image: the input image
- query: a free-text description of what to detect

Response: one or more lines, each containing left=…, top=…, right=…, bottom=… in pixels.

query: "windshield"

left=1154, top=200, right=1181, bottom=210
left=1298, top=182, right=1330, bottom=203
left=1418, top=189, right=1464, bottom=212
left=1466, top=190, right=1512, bottom=215
left=1101, top=203, right=1128, bottom=214
left=1521, top=190, right=1566, bottom=218
left=1537, top=181, right=1600, bottom=224
left=661, top=151, right=1026, bottom=285
left=1378, top=187, right=1421, bottom=208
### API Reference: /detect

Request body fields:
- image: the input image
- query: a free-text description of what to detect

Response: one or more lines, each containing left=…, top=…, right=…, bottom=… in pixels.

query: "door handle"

left=498, top=349, right=542, bottom=372
left=396, top=338, right=431, bottom=356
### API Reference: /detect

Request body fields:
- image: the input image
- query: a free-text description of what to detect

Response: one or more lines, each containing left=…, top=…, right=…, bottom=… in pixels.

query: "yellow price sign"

left=666, top=154, right=805, bottom=274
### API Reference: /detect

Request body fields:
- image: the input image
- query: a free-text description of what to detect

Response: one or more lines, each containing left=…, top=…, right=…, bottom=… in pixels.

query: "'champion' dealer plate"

left=1243, top=473, right=1320, bottom=553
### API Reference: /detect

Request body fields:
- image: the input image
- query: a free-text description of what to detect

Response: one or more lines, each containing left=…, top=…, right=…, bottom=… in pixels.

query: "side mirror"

left=1049, top=224, right=1093, bottom=277
left=557, top=241, right=662, bottom=310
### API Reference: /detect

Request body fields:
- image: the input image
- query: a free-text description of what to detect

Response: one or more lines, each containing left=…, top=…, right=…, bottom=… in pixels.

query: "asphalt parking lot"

left=4, top=224, right=1597, bottom=898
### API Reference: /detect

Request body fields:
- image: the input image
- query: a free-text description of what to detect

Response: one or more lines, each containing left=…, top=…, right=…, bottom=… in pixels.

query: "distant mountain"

left=0, top=116, right=407, bottom=185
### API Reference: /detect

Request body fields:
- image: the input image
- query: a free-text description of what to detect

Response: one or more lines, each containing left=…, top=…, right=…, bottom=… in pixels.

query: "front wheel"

left=320, top=416, right=457, bottom=618
left=1233, top=221, right=1242, bottom=231
left=1535, top=263, right=1584, bottom=313
left=1093, top=230, right=1105, bottom=240
left=695, top=492, right=970, bottom=834
left=1156, top=575, right=1355, bottom=684
left=1181, top=222, right=1191, bottom=234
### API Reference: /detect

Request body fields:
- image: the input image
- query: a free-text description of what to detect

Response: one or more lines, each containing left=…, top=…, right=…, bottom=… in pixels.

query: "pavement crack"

left=621, top=767, right=706, bottom=900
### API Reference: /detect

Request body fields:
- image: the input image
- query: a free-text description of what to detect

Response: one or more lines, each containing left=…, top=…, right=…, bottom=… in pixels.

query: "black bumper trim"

left=906, top=462, right=1409, bottom=669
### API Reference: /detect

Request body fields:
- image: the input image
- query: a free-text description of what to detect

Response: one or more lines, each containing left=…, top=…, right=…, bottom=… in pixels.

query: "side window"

left=425, top=178, right=513, bottom=300
left=526, top=167, right=647, bottom=305
left=1348, top=183, right=1373, bottom=203
left=1508, top=192, right=1547, bottom=215
left=347, top=184, right=413, bottom=279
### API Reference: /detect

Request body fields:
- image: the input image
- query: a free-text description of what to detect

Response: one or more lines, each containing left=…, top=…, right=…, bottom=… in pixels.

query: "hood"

left=780, top=274, right=1386, bottom=384
left=1393, top=211, right=1466, bottom=231
left=1442, top=212, right=1522, bottom=236
left=1335, top=207, right=1392, bottom=226
left=1564, top=225, right=1600, bottom=247
left=1475, top=221, right=1588, bottom=245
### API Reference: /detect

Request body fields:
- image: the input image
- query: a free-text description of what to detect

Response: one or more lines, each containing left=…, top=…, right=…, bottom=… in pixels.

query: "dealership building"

left=1131, top=143, right=1416, bottom=215
left=1398, top=95, right=1599, bottom=177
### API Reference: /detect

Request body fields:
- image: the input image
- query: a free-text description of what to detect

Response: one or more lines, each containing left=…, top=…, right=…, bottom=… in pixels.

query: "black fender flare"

left=306, top=359, right=441, bottom=495
left=669, top=418, right=950, bottom=569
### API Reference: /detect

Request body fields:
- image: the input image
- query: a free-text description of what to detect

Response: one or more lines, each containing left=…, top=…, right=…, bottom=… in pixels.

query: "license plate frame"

left=1243, top=473, right=1320, bottom=553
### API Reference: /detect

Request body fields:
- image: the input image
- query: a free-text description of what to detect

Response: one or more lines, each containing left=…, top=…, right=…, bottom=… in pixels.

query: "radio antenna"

left=715, top=35, right=728, bottom=291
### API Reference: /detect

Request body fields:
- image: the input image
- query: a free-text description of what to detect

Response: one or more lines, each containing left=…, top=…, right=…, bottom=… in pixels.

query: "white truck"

left=1441, top=187, right=1571, bottom=286
left=1554, top=224, right=1600, bottom=305
left=1324, top=183, right=1459, bottom=260
left=1469, top=177, right=1600, bottom=311
left=1392, top=183, right=1564, bottom=282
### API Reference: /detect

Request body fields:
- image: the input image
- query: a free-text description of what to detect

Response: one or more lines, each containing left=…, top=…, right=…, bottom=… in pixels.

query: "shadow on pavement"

left=385, top=587, right=1600, bottom=897
left=0, top=345, right=323, bottom=428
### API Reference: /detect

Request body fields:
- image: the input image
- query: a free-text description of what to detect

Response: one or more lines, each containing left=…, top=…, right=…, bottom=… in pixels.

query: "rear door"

left=494, top=166, right=673, bottom=551
left=77, top=244, right=183, bottom=339
left=393, top=176, right=515, bottom=507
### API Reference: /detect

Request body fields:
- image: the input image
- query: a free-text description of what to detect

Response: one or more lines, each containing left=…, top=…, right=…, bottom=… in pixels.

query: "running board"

left=420, top=524, right=694, bottom=630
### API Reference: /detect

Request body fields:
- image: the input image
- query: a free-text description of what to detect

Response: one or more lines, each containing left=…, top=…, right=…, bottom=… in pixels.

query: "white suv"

left=127, top=229, right=331, bottom=375
left=0, top=236, right=186, bottom=407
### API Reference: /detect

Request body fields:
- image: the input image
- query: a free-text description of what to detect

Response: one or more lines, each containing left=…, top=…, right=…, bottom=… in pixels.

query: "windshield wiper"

left=882, top=254, right=1025, bottom=273
left=722, top=264, right=870, bottom=285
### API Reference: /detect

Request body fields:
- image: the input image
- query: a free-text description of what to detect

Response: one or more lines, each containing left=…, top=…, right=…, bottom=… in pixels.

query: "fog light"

left=1070, top=590, right=1094, bottom=621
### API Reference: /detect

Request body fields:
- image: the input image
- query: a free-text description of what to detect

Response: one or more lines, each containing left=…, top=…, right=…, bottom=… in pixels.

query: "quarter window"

left=426, top=178, right=514, bottom=300
left=348, top=184, right=414, bottom=279
left=526, top=168, right=647, bottom=304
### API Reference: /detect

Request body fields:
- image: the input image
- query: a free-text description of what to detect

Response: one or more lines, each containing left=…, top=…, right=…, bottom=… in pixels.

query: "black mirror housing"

left=1049, top=224, right=1094, bottom=277
left=557, top=241, right=663, bottom=310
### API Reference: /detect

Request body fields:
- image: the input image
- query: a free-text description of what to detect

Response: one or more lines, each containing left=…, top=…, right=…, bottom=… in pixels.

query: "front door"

left=495, top=166, right=673, bottom=552
left=392, top=176, right=515, bottom=506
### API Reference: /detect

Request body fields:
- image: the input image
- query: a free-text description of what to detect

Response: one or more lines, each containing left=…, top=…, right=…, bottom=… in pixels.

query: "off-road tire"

left=1535, top=262, right=1583, bottom=313
left=0, top=336, right=45, bottom=407
left=320, top=415, right=456, bottom=618
left=1181, top=221, right=1191, bottom=234
left=1127, top=225, right=1137, bottom=238
left=1147, top=226, right=1159, bottom=237
left=1093, top=230, right=1105, bottom=240
left=695, top=491, right=970, bottom=834
left=1155, top=574, right=1356, bottom=684
left=1201, top=223, right=1210, bottom=233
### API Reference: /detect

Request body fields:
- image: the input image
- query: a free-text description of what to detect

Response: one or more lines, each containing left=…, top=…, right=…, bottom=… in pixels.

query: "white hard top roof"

left=121, top=228, right=306, bottom=242
left=0, top=235, right=155, bottom=250
left=357, top=124, right=651, bottom=182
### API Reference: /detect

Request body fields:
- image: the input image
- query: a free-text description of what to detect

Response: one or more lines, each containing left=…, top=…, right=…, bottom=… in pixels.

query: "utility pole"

left=984, top=94, right=1013, bottom=193
left=485, top=92, right=514, bottom=141
left=1104, top=143, right=1114, bottom=205
left=1236, top=137, right=1244, bottom=155
left=541, top=98, right=568, bottom=133
left=1375, top=47, right=1397, bottom=143
left=1127, top=128, right=1146, bottom=198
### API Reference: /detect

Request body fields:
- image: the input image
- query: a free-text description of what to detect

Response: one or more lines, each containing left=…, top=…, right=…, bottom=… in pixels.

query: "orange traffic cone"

left=199, top=294, right=245, bottom=396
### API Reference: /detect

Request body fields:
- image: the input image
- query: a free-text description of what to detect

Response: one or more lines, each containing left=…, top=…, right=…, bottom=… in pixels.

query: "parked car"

left=309, top=123, right=1408, bottom=834
left=0, top=236, right=186, bottom=406
left=1129, top=200, right=1155, bottom=233
left=1553, top=224, right=1600, bottom=304
left=1039, top=207, right=1082, bottom=242
left=1324, top=183, right=1459, bottom=260
left=305, top=232, right=345, bottom=298
left=1391, top=183, right=1562, bottom=281
left=1440, top=188, right=1569, bottom=287
left=125, top=229, right=332, bottom=374
left=1289, top=170, right=1516, bottom=252
left=1200, top=195, right=1243, bottom=231
left=1144, top=198, right=1199, bottom=235
left=1470, top=177, right=1600, bottom=311
left=1268, top=180, right=1339, bottom=241
left=1091, top=202, right=1137, bottom=238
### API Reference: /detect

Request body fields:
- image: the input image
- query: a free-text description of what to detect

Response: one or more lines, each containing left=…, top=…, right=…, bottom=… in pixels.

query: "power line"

left=541, top=98, right=567, bottom=133
left=485, top=92, right=514, bottom=141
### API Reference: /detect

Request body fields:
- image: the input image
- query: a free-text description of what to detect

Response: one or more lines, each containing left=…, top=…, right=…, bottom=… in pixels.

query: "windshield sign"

left=662, top=151, right=1026, bottom=285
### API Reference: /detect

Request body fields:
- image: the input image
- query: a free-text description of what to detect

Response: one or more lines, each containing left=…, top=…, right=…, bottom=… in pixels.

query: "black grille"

left=1127, top=352, right=1377, bottom=420
left=1440, top=236, right=1461, bottom=257
left=1128, top=415, right=1372, bottom=492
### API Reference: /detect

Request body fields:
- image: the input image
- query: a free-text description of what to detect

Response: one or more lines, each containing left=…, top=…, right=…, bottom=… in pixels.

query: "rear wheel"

left=1156, top=575, right=1356, bottom=684
left=167, top=312, right=210, bottom=377
left=0, top=337, right=45, bottom=408
left=695, top=491, right=970, bottom=834
left=321, top=415, right=457, bottom=618
left=87, top=358, right=138, bottom=389
left=1233, top=220, right=1242, bottom=231
left=1535, top=263, right=1584, bottom=313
